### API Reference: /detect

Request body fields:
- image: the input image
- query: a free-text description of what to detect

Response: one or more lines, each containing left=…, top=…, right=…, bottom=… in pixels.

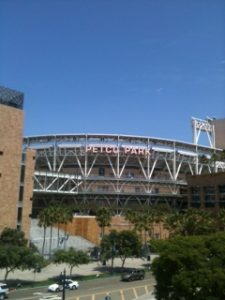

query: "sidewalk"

left=0, top=257, right=155, bottom=282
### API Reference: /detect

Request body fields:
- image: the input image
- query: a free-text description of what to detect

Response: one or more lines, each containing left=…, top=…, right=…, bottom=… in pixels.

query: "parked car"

left=121, top=268, right=145, bottom=281
left=48, top=279, right=79, bottom=292
left=0, top=283, right=9, bottom=299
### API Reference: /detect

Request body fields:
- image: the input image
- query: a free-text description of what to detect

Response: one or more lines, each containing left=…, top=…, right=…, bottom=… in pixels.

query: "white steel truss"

left=192, top=117, right=215, bottom=148
left=23, top=134, right=223, bottom=213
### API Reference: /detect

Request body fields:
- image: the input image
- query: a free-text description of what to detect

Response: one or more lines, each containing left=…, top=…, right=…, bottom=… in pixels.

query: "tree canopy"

left=0, top=228, right=43, bottom=280
left=95, top=207, right=112, bottom=238
left=53, top=247, right=90, bottom=276
left=151, top=233, right=225, bottom=300
left=100, top=230, right=141, bottom=268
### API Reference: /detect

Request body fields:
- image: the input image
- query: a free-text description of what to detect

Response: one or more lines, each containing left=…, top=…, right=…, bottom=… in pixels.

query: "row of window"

left=95, top=186, right=160, bottom=193
left=191, top=185, right=225, bottom=195
left=16, top=152, right=27, bottom=229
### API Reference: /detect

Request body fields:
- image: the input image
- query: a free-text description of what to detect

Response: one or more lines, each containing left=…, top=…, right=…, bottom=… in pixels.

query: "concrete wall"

left=60, top=215, right=169, bottom=245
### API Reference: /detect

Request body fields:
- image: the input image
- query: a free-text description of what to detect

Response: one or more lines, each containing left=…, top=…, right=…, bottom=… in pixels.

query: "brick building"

left=0, top=86, right=35, bottom=238
left=186, top=172, right=225, bottom=210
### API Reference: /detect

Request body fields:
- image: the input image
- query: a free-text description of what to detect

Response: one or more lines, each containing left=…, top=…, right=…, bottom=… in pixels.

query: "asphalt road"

left=9, top=273, right=155, bottom=300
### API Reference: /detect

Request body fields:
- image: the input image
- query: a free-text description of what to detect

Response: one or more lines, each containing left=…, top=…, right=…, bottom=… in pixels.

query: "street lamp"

left=60, top=269, right=66, bottom=300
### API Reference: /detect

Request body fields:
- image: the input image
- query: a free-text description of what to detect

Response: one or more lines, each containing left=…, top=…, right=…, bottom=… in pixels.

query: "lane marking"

left=120, top=289, right=125, bottom=300
left=133, top=287, right=138, bottom=299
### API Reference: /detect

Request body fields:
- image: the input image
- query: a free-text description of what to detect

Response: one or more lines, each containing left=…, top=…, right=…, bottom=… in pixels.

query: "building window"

left=20, top=165, right=25, bottom=183
left=97, top=185, right=109, bottom=192
left=203, top=186, right=215, bottom=208
left=191, top=187, right=200, bottom=194
left=154, top=188, right=159, bottom=194
left=135, top=187, right=140, bottom=193
left=219, top=185, right=225, bottom=194
left=99, top=167, right=105, bottom=176
left=204, top=186, right=215, bottom=194
left=127, top=171, right=134, bottom=178
left=17, top=207, right=23, bottom=223
left=19, top=186, right=24, bottom=202
left=21, top=152, right=26, bottom=163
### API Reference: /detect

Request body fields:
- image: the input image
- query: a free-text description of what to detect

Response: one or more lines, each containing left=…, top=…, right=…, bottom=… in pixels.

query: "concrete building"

left=0, top=86, right=35, bottom=238
left=213, top=118, right=225, bottom=149
left=186, top=172, right=225, bottom=210
left=1, top=86, right=224, bottom=246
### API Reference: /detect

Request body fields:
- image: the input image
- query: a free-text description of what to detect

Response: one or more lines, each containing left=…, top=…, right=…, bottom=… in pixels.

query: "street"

left=9, top=273, right=155, bottom=300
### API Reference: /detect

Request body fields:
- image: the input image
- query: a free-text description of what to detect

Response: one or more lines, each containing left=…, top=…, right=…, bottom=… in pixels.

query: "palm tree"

left=61, top=206, right=73, bottom=249
left=164, top=209, right=183, bottom=237
left=47, top=205, right=57, bottom=256
left=38, top=208, right=52, bottom=256
left=124, top=209, right=138, bottom=230
left=152, top=206, right=168, bottom=239
left=96, top=207, right=112, bottom=238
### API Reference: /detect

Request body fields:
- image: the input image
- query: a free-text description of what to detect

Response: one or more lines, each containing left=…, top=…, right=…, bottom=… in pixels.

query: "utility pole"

left=62, top=269, right=66, bottom=300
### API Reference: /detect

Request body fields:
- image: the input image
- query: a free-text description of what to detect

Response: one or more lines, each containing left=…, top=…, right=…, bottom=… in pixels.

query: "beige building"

left=0, top=86, right=35, bottom=238
left=213, top=118, right=225, bottom=149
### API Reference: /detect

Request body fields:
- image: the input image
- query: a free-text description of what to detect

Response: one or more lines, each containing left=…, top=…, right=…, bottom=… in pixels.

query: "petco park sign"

left=85, top=145, right=152, bottom=156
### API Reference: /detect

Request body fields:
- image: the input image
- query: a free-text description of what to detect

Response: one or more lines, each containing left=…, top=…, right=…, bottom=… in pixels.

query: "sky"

left=0, top=0, right=225, bottom=145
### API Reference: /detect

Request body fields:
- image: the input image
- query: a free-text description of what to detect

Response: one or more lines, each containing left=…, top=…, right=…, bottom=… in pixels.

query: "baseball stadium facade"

left=23, top=132, right=225, bottom=217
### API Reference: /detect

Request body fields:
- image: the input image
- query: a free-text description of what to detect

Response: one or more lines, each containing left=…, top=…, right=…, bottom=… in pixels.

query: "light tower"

left=192, top=117, right=215, bottom=148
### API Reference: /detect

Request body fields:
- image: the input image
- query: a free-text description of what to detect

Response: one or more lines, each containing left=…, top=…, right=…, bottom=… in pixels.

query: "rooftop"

left=0, top=86, right=24, bottom=110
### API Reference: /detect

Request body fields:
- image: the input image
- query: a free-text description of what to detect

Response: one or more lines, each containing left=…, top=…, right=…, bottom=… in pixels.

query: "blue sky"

left=0, top=0, right=225, bottom=144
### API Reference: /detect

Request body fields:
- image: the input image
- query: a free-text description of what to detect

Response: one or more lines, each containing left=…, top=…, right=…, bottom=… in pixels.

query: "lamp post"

left=61, top=269, right=66, bottom=300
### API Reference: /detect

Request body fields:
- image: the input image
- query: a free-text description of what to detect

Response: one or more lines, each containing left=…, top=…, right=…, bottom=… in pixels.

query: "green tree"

left=117, top=230, right=141, bottom=268
left=100, top=230, right=141, bottom=268
left=0, top=227, right=27, bottom=246
left=53, top=247, right=89, bottom=276
left=96, top=207, right=112, bottom=238
left=165, top=209, right=216, bottom=237
left=215, top=208, right=225, bottom=231
left=47, top=205, right=57, bottom=256
left=151, top=233, right=225, bottom=300
left=125, top=209, right=138, bottom=230
left=38, top=204, right=74, bottom=256
left=100, top=230, right=119, bottom=268
left=38, top=207, right=52, bottom=255
left=59, top=205, right=73, bottom=248
left=125, top=209, right=153, bottom=241
left=0, top=229, right=44, bottom=280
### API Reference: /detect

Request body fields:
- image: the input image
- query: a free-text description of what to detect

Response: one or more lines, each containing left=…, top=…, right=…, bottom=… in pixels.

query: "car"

left=48, top=283, right=63, bottom=292
left=121, top=268, right=145, bottom=281
left=64, top=279, right=79, bottom=290
left=0, top=283, right=9, bottom=299
left=48, top=279, right=79, bottom=292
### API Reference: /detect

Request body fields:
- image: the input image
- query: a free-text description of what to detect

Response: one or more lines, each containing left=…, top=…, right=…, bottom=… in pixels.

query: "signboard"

left=85, top=146, right=152, bottom=156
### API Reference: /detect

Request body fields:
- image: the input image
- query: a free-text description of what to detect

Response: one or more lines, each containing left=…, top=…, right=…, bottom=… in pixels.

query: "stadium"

left=23, top=124, right=225, bottom=217
left=1, top=85, right=225, bottom=246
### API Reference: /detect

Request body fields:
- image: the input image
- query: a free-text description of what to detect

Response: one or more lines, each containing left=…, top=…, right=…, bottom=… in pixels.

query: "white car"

left=48, top=279, right=79, bottom=292
left=48, top=283, right=63, bottom=292
left=0, top=283, right=9, bottom=300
